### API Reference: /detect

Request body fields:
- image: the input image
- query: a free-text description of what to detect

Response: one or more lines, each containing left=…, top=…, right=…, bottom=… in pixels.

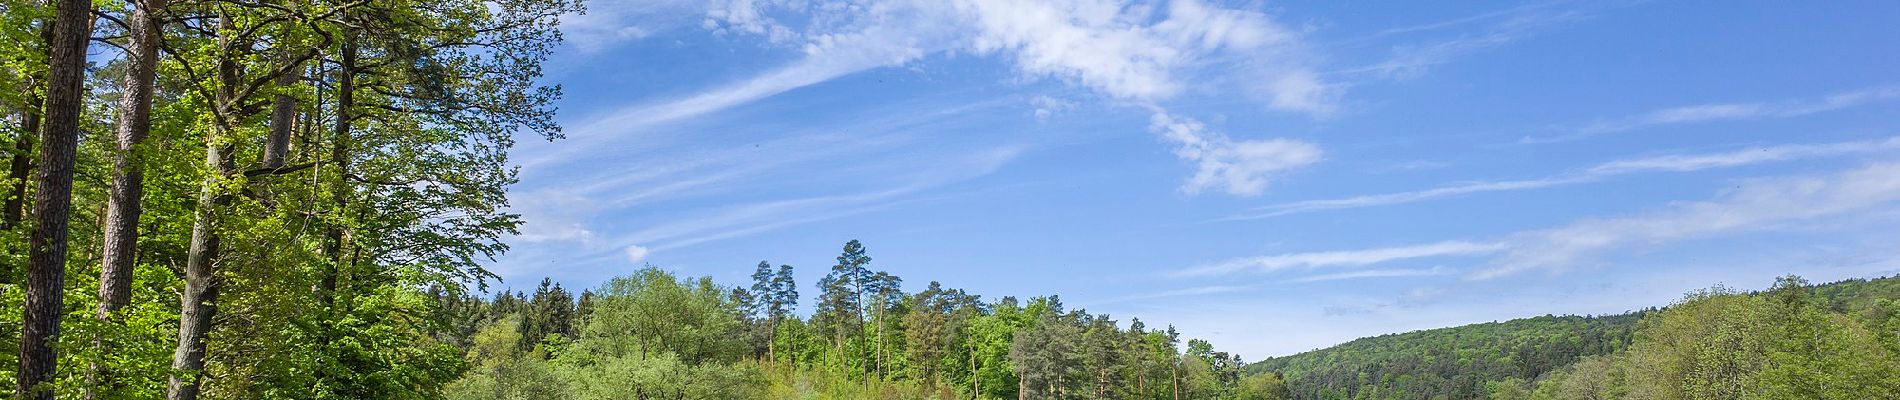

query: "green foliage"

left=0, top=0, right=576, bottom=397
left=443, top=242, right=1266, bottom=399
left=446, top=267, right=768, bottom=400
left=1255, top=275, right=1900, bottom=400
left=1247, top=312, right=1644, bottom=399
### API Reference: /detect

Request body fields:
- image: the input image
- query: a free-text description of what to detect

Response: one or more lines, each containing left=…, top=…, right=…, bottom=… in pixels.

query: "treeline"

left=1246, top=312, right=1644, bottom=400
left=442, top=240, right=1294, bottom=399
left=1495, top=275, right=1900, bottom=399
left=1247, top=275, right=1900, bottom=400
left=0, top=0, right=574, bottom=398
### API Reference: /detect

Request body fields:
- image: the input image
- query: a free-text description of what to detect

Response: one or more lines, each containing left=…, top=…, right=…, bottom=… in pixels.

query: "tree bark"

left=4, top=111, right=38, bottom=231
left=15, top=0, right=95, bottom=396
left=262, top=61, right=299, bottom=169
left=1018, top=369, right=1027, bottom=400
left=321, top=31, right=356, bottom=309
left=99, top=0, right=164, bottom=325
left=2, top=21, right=56, bottom=232
left=166, top=140, right=232, bottom=400
left=167, top=12, right=240, bottom=400
left=91, top=1, right=165, bottom=396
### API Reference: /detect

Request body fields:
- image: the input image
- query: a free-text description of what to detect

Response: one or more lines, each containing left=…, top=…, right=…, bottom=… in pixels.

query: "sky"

left=492, top=0, right=1900, bottom=359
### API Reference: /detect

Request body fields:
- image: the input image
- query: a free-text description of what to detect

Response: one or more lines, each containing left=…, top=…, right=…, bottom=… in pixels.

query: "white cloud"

left=1188, top=163, right=1900, bottom=280
left=953, top=0, right=1325, bottom=110
left=1233, top=137, right=1900, bottom=219
left=603, top=144, right=1026, bottom=253
left=1235, top=177, right=1585, bottom=219
left=1151, top=112, right=1322, bottom=197
left=1585, top=137, right=1900, bottom=175
left=538, top=0, right=1333, bottom=196
left=685, top=0, right=1325, bottom=110
left=562, top=0, right=703, bottom=53
left=1528, top=85, right=1900, bottom=142
left=1336, top=4, right=1593, bottom=80
left=1478, top=162, right=1900, bottom=278
left=1287, top=266, right=1451, bottom=283
left=1101, top=284, right=1260, bottom=304
left=1029, top=95, right=1077, bottom=121
left=623, top=245, right=651, bottom=263
left=1175, top=241, right=1502, bottom=278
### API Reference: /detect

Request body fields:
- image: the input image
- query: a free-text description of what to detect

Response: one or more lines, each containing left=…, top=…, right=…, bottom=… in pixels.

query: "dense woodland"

left=0, top=0, right=1279, bottom=397
left=0, top=0, right=573, bottom=398
left=438, top=240, right=1291, bottom=399
left=1249, top=275, right=1900, bottom=400
left=1, top=0, right=1897, bottom=399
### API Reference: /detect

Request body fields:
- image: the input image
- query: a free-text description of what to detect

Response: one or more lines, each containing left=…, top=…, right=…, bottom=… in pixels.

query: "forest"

left=0, top=0, right=573, bottom=398
left=1248, top=275, right=1900, bottom=400
left=2, top=0, right=1898, bottom=399
left=439, top=240, right=1289, bottom=399
left=0, top=0, right=1281, bottom=398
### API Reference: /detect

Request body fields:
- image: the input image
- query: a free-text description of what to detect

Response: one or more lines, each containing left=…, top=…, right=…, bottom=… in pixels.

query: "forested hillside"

left=440, top=240, right=1292, bottom=399
left=1245, top=313, right=1645, bottom=400
left=1247, top=275, right=1900, bottom=400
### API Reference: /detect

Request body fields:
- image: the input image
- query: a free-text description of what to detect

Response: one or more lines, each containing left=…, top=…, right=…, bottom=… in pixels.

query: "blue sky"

left=493, top=0, right=1900, bottom=358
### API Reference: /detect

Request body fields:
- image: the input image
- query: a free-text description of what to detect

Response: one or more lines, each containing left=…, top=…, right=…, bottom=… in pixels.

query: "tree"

left=1235, top=372, right=1291, bottom=400
left=745, top=261, right=797, bottom=360
left=14, top=0, right=93, bottom=396
left=865, top=270, right=902, bottom=379
left=520, top=278, right=577, bottom=349
left=814, top=240, right=872, bottom=374
left=1011, top=299, right=1082, bottom=400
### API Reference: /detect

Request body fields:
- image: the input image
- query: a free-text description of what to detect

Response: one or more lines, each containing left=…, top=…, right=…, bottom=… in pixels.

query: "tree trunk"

left=91, top=0, right=164, bottom=396
left=262, top=61, right=299, bottom=169
left=165, top=139, right=231, bottom=400
left=1018, top=369, right=1027, bottom=400
left=14, top=0, right=94, bottom=397
left=971, top=339, right=979, bottom=400
left=321, top=31, right=356, bottom=309
left=875, top=297, right=885, bottom=379
left=2, top=21, right=56, bottom=232
left=96, top=0, right=162, bottom=318
left=167, top=12, right=243, bottom=400
left=4, top=111, right=38, bottom=231
left=1171, top=357, right=1181, bottom=400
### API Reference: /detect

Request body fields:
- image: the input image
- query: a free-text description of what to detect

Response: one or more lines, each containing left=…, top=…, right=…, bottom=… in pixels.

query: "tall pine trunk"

left=92, top=0, right=164, bottom=395
left=98, top=0, right=163, bottom=326
left=15, top=0, right=95, bottom=396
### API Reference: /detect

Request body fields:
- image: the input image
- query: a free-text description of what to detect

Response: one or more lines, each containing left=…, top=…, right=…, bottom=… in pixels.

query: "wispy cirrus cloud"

left=1476, top=162, right=1900, bottom=278
left=561, top=0, right=704, bottom=53
left=1174, top=240, right=1502, bottom=278
left=1285, top=266, right=1452, bottom=283
left=1333, top=0, right=1615, bottom=80
left=1100, top=284, right=1261, bottom=304
left=555, top=0, right=1335, bottom=198
left=1525, top=85, right=1900, bottom=143
left=1229, top=137, right=1900, bottom=219
left=1187, top=162, right=1900, bottom=280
